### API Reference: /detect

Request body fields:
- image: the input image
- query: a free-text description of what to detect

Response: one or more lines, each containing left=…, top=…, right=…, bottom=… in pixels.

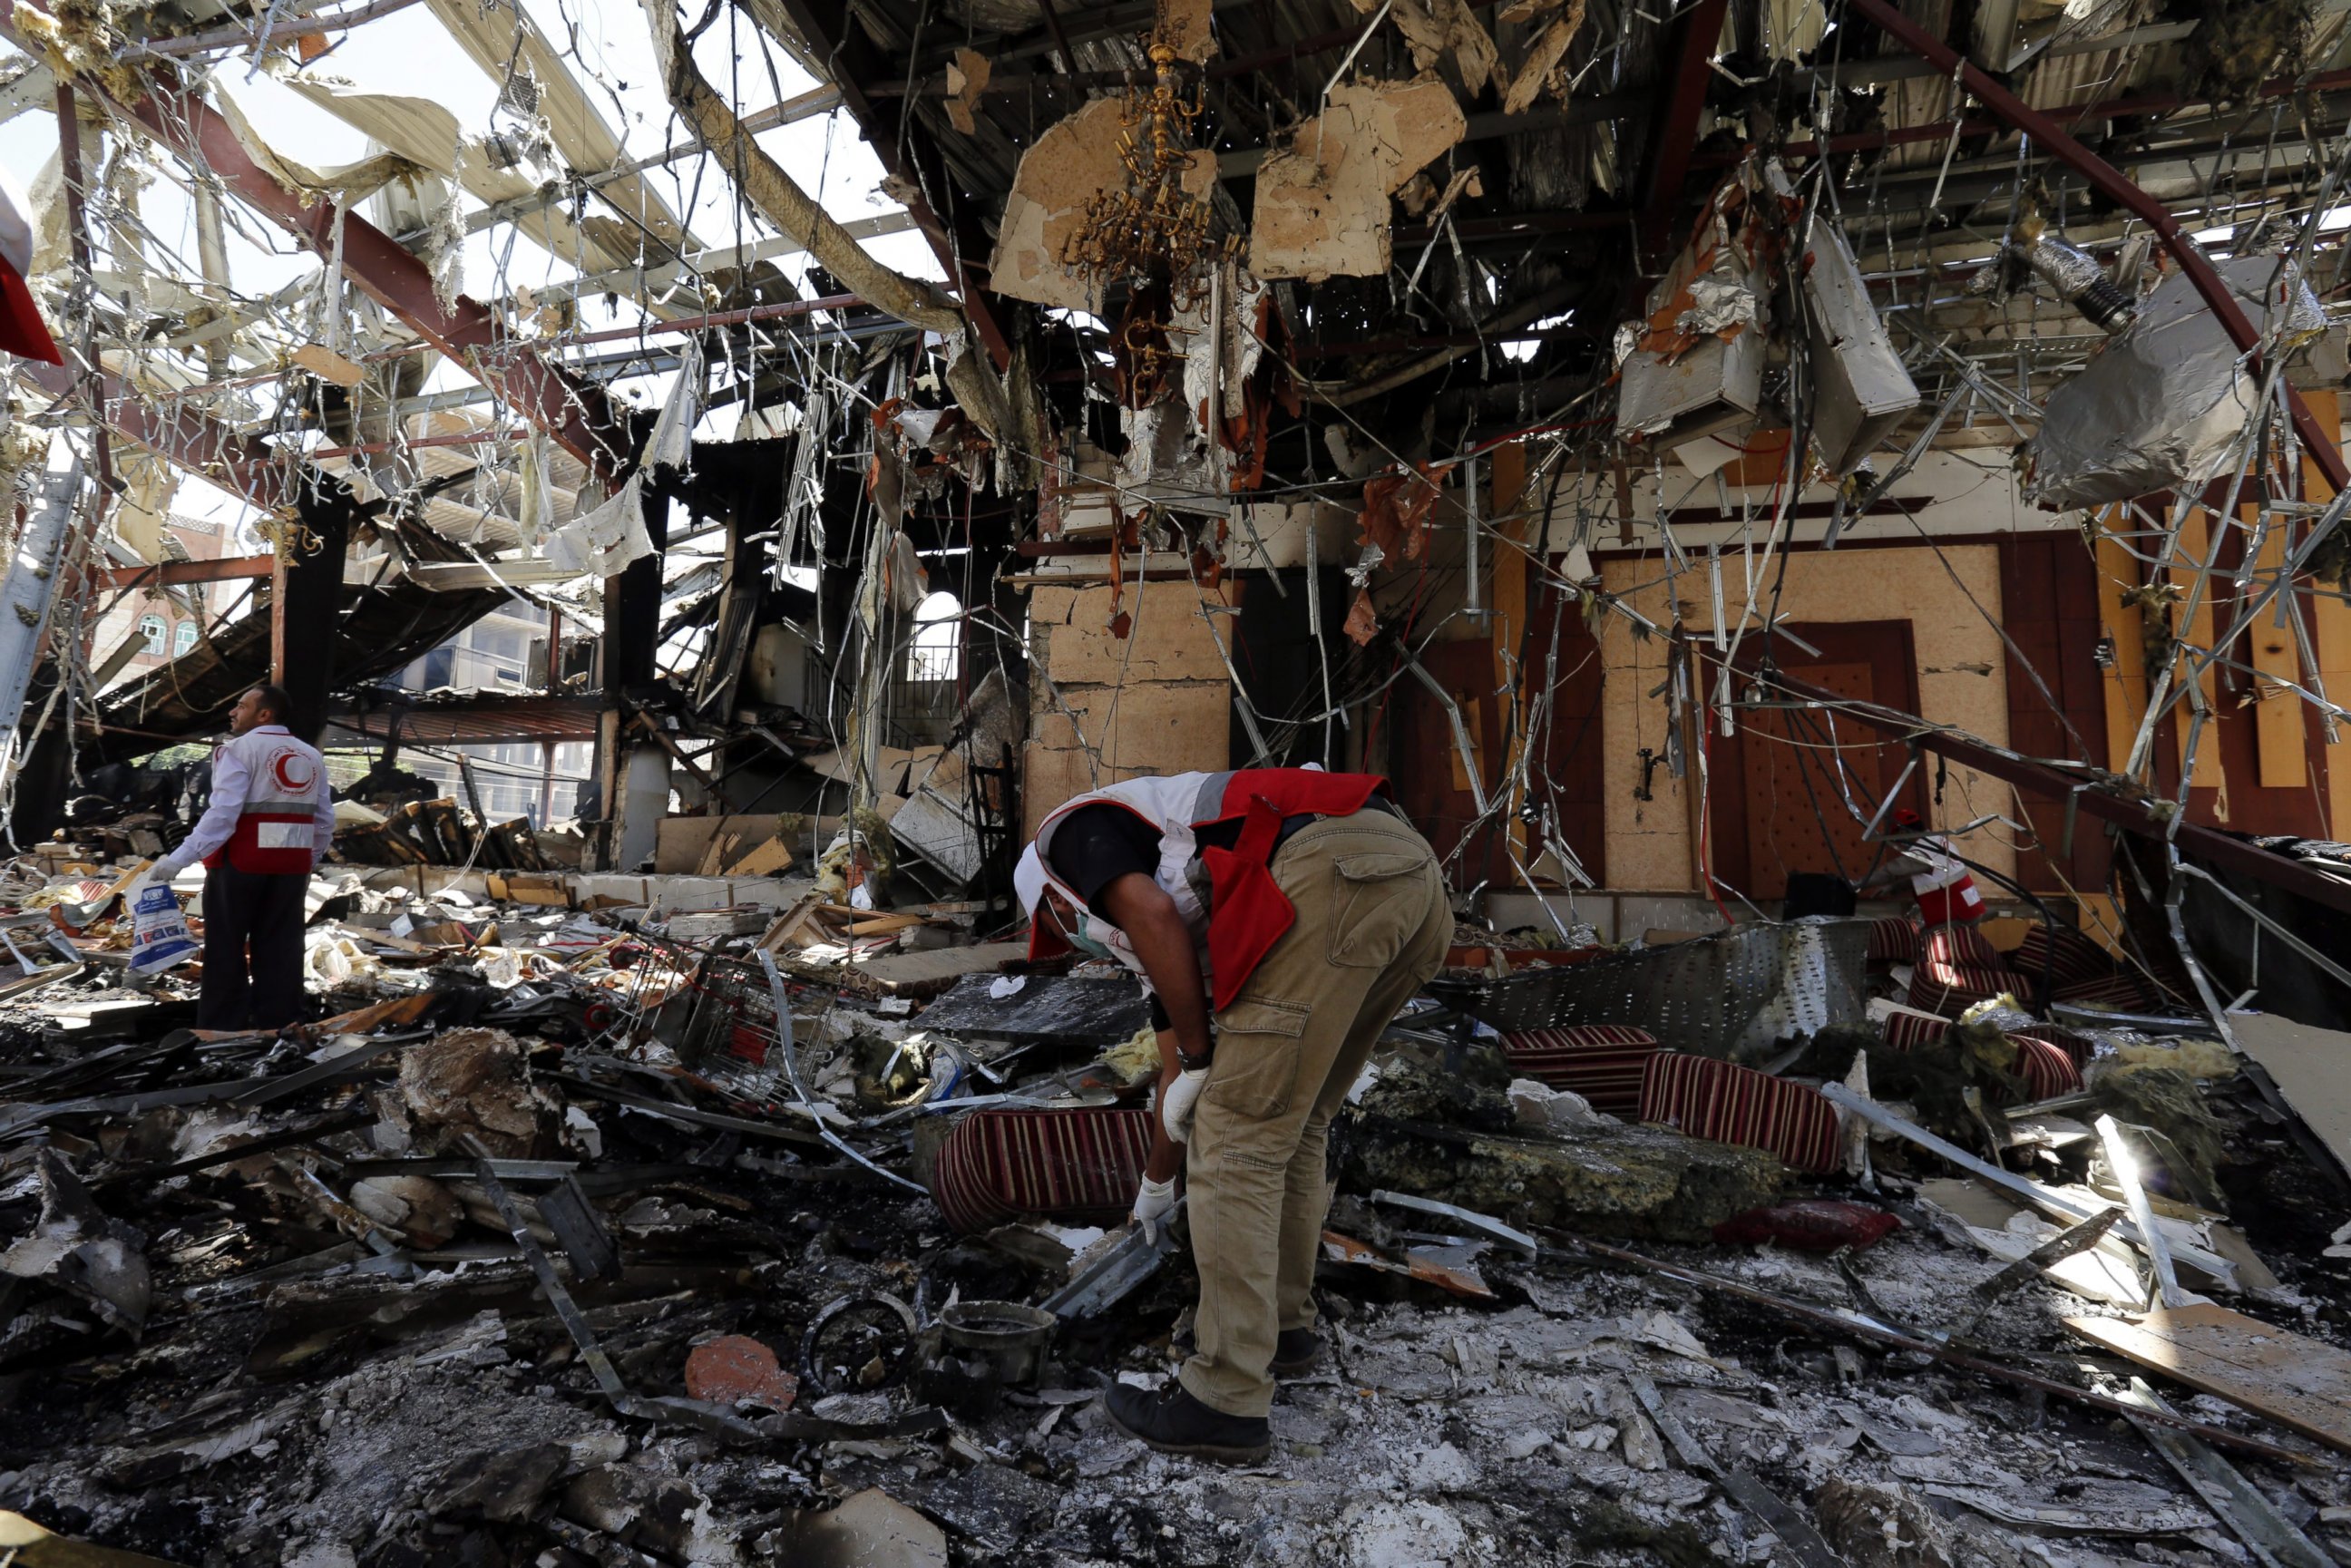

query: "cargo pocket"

left=1204, top=995, right=1312, bottom=1120
left=1327, top=850, right=1431, bottom=969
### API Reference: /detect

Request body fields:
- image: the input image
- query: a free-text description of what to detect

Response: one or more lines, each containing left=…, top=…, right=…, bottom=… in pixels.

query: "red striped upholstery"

left=1908, top=924, right=2013, bottom=1015
left=2006, top=1034, right=2085, bottom=1100
left=2051, top=973, right=2155, bottom=1011
left=1866, top=916, right=1920, bottom=964
left=932, top=1108, right=1154, bottom=1236
left=1879, top=1008, right=1951, bottom=1049
left=1637, top=1054, right=1840, bottom=1174
left=2024, top=1026, right=2094, bottom=1066
left=2006, top=923, right=2115, bottom=995
left=1877, top=1017, right=2086, bottom=1105
left=1500, top=1025, right=1665, bottom=1115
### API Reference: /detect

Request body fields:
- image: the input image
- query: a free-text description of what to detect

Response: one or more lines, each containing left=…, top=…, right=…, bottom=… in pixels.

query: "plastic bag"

left=128, top=881, right=199, bottom=975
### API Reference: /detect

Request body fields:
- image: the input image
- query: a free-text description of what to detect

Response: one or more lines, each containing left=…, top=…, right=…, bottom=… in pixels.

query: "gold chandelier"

left=1059, top=33, right=1226, bottom=301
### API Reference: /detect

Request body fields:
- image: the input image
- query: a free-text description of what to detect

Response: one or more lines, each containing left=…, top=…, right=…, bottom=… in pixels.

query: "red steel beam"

left=0, top=0, right=630, bottom=482
left=100, top=554, right=277, bottom=589
left=20, top=359, right=287, bottom=509
left=1844, top=0, right=2351, bottom=494
left=1634, top=0, right=1729, bottom=276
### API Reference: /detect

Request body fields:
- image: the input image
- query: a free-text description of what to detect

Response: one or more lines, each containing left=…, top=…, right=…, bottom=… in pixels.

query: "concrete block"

left=1020, top=682, right=1233, bottom=836
left=1030, top=579, right=1233, bottom=685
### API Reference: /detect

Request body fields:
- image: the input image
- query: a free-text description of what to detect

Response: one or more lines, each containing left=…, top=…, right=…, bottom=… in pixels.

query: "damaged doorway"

left=1707, top=620, right=1927, bottom=902
left=1388, top=602, right=1605, bottom=893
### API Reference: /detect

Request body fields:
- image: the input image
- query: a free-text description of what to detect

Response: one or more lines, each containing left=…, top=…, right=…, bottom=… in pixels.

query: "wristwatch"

left=1176, top=1035, right=1215, bottom=1071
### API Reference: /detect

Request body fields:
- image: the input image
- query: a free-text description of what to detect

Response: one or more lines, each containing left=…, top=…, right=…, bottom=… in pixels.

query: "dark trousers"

left=199, top=864, right=308, bottom=1030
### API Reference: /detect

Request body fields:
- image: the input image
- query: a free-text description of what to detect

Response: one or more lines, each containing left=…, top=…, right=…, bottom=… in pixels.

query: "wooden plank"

left=2171, top=510, right=2224, bottom=790
left=839, top=940, right=1029, bottom=998
left=2065, top=1303, right=2351, bottom=1455
left=2305, top=389, right=2351, bottom=840
left=2315, top=586, right=2351, bottom=842
left=2229, top=1011, right=2351, bottom=1176
left=2246, top=515, right=2307, bottom=788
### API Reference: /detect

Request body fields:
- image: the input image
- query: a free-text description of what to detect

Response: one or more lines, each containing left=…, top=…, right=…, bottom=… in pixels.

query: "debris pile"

left=0, top=862, right=2347, bottom=1563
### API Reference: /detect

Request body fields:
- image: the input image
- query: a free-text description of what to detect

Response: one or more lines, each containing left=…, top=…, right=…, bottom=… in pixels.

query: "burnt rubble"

left=0, top=850, right=2346, bottom=1568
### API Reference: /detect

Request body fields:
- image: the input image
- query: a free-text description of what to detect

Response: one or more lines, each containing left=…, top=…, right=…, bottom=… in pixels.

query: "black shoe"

left=1103, top=1381, right=1271, bottom=1463
left=1269, top=1328, right=1325, bottom=1377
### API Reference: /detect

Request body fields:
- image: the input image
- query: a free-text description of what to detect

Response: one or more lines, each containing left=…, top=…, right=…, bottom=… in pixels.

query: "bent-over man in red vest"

left=1015, top=767, right=1451, bottom=1463
left=150, top=684, right=334, bottom=1030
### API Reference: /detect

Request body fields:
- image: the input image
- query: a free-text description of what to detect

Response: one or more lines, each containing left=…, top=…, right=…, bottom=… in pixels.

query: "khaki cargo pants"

left=1179, top=808, right=1452, bottom=1419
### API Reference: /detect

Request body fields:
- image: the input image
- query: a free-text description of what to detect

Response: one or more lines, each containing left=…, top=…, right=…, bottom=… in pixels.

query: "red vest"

left=1029, top=768, right=1389, bottom=1011
left=202, top=726, right=324, bottom=876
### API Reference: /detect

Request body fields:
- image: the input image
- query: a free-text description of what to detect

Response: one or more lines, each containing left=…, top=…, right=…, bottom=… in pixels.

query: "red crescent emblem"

left=272, top=752, right=315, bottom=792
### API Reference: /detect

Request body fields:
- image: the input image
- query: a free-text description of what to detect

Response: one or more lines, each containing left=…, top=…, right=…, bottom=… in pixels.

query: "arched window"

left=172, top=621, right=199, bottom=657
left=138, top=614, right=166, bottom=655
left=905, top=590, right=961, bottom=682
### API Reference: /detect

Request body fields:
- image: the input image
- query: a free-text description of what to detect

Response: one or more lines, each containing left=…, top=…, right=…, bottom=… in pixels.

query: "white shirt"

left=154, top=725, right=334, bottom=878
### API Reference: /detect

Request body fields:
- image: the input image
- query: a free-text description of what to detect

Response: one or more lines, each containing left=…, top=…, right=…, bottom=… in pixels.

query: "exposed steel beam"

left=1633, top=0, right=1728, bottom=277
left=100, top=554, right=277, bottom=589
left=1715, top=67, right=2351, bottom=165
left=0, top=0, right=630, bottom=481
left=19, top=359, right=287, bottom=510
left=766, top=0, right=1013, bottom=369
left=1844, top=0, right=2351, bottom=495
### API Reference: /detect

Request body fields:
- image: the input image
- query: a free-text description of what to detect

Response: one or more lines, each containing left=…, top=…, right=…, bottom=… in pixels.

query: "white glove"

left=1160, top=1066, right=1208, bottom=1144
left=1132, top=1175, right=1176, bottom=1243
left=147, top=856, right=182, bottom=886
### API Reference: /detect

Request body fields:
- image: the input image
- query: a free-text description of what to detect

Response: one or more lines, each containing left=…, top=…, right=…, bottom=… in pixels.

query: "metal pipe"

left=1842, top=0, right=2351, bottom=493
left=118, top=0, right=426, bottom=57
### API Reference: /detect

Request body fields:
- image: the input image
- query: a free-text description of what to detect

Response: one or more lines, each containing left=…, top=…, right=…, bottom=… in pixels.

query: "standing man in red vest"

left=1015, top=767, right=1451, bottom=1463
left=149, top=685, right=334, bottom=1030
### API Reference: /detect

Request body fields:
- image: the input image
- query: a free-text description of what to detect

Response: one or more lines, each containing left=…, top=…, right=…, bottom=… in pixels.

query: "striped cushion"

left=1637, top=1054, right=1840, bottom=1174
left=1880, top=1009, right=1951, bottom=1050
left=1876, top=1018, right=2086, bottom=1104
left=1907, top=964, right=2012, bottom=1015
left=932, top=1107, right=1154, bottom=1236
left=2006, top=922, right=2115, bottom=995
left=1500, top=1025, right=1664, bottom=1115
left=1908, top=924, right=2012, bottom=1014
left=2013, top=1026, right=2092, bottom=1066
left=1866, top=916, right=1920, bottom=964
left=2051, top=972, right=2155, bottom=1011
left=2006, top=1034, right=2086, bottom=1100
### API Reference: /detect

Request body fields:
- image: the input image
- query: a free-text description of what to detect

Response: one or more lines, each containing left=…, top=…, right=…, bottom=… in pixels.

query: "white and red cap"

left=0, top=164, right=60, bottom=365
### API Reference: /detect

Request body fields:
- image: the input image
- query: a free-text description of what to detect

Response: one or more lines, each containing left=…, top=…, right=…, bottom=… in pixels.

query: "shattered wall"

left=1022, top=579, right=1234, bottom=839
left=1595, top=546, right=2016, bottom=892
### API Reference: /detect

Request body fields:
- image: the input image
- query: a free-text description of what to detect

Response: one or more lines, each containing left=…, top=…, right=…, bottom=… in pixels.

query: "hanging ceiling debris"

left=2, top=0, right=2351, bottom=1559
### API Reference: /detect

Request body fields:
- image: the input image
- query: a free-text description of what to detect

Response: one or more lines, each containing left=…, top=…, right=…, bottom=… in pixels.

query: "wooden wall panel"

left=1999, top=531, right=2113, bottom=892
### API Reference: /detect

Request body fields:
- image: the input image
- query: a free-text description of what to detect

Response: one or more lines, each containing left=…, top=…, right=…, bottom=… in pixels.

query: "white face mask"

left=1062, top=914, right=1117, bottom=963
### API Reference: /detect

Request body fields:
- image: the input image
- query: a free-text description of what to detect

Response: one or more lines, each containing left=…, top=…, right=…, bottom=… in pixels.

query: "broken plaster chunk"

left=1500, top=0, right=1587, bottom=114
left=1376, top=0, right=1503, bottom=95
left=394, top=1026, right=565, bottom=1159
left=944, top=48, right=991, bottom=136
left=1249, top=80, right=1467, bottom=283
left=990, top=96, right=1216, bottom=312
left=1409, top=1439, right=1478, bottom=1493
left=765, top=1487, right=948, bottom=1568
left=1504, top=1427, right=1553, bottom=1460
